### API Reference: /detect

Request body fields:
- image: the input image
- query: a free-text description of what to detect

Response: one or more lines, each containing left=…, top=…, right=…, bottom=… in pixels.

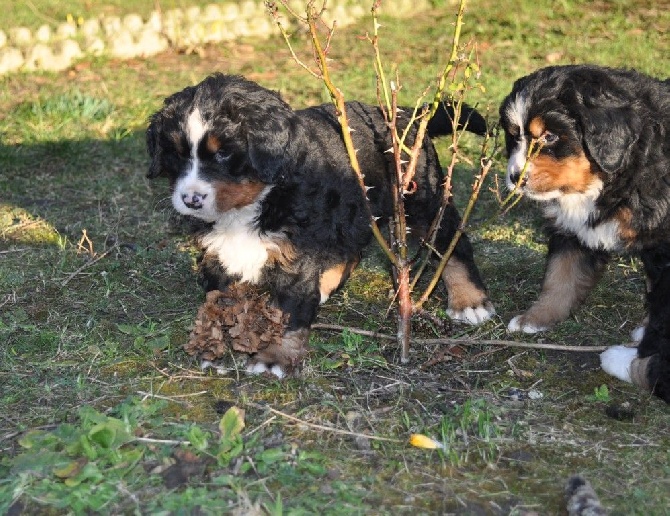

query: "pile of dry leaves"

left=185, top=284, right=288, bottom=360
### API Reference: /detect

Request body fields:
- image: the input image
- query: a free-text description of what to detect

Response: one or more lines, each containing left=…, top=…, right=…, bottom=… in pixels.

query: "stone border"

left=0, top=0, right=430, bottom=75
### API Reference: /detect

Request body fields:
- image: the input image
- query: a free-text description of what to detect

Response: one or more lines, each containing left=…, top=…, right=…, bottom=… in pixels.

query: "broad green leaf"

left=89, top=424, right=116, bottom=449
left=18, top=430, right=48, bottom=449
left=148, top=335, right=170, bottom=350
left=53, top=457, right=88, bottom=479
left=187, top=425, right=210, bottom=451
left=219, top=407, right=245, bottom=443
left=63, top=461, right=103, bottom=487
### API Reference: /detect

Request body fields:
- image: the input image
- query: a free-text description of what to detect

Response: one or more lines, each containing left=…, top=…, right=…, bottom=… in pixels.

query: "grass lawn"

left=1, top=0, right=669, bottom=514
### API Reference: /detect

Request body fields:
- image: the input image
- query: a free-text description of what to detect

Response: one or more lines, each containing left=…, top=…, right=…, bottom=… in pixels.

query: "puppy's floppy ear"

left=576, top=104, right=641, bottom=175
left=246, top=110, right=302, bottom=184
left=561, top=80, right=641, bottom=175
left=146, top=111, right=164, bottom=179
left=146, top=85, right=197, bottom=179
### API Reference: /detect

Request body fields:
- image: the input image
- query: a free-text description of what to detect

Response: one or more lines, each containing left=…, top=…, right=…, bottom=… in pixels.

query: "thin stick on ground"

left=312, top=323, right=609, bottom=352
left=247, top=402, right=402, bottom=443
left=61, top=243, right=118, bottom=286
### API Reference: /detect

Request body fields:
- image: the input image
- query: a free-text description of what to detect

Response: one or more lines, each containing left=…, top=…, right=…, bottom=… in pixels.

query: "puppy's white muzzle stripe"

left=172, top=108, right=221, bottom=222
left=504, top=93, right=531, bottom=191
left=506, top=138, right=531, bottom=190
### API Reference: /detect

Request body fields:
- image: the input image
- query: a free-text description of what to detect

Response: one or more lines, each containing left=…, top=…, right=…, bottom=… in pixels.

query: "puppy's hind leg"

left=602, top=252, right=670, bottom=403
left=437, top=217, right=495, bottom=325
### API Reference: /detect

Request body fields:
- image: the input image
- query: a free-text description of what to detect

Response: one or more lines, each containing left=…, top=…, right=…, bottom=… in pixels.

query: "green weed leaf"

left=53, top=457, right=88, bottom=479
left=88, top=417, right=132, bottom=449
left=586, top=384, right=611, bottom=403
left=88, top=424, right=115, bottom=449
left=219, top=406, right=245, bottom=443
left=187, top=425, right=210, bottom=452
left=18, top=430, right=47, bottom=449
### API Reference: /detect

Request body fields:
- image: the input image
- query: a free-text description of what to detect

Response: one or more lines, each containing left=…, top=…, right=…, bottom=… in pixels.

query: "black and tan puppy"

left=499, top=64, right=670, bottom=403
left=147, top=73, right=494, bottom=376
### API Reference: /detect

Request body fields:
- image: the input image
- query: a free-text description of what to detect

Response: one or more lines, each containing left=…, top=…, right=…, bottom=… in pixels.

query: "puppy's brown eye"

left=542, top=132, right=558, bottom=145
left=215, top=151, right=232, bottom=163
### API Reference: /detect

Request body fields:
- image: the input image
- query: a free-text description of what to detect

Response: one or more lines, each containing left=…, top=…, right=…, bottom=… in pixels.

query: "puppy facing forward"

left=499, top=64, right=670, bottom=403
left=147, top=73, right=495, bottom=377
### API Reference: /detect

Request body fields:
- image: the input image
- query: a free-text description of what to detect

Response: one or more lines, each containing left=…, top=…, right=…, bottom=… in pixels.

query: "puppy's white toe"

left=269, top=364, right=286, bottom=379
left=246, top=360, right=286, bottom=378
left=246, top=361, right=271, bottom=375
left=447, top=303, right=495, bottom=325
left=600, top=345, right=637, bottom=384
left=507, top=315, right=547, bottom=334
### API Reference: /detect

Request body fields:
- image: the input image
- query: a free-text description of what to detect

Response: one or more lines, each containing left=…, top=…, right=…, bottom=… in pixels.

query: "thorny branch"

left=267, top=0, right=502, bottom=362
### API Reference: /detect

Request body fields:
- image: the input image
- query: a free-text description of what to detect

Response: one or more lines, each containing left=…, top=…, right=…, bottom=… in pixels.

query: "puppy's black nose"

left=182, top=192, right=207, bottom=209
left=509, top=172, right=526, bottom=187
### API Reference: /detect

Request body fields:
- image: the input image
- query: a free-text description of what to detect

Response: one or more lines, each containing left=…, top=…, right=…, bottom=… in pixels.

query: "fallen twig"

left=247, top=402, right=402, bottom=443
left=312, top=323, right=608, bottom=352
left=133, top=437, right=191, bottom=446
left=61, top=243, right=118, bottom=286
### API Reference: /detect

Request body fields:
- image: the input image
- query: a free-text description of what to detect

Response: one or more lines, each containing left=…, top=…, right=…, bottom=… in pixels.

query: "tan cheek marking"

left=441, top=256, right=488, bottom=311
left=319, top=260, right=360, bottom=301
left=614, top=207, right=637, bottom=243
left=529, top=116, right=545, bottom=138
left=529, top=153, right=598, bottom=193
left=207, top=134, right=220, bottom=154
left=214, top=181, right=266, bottom=212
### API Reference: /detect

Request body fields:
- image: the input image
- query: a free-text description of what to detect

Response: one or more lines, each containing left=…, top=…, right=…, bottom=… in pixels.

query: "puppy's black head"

left=146, top=74, right=303, bottom=221
left=498, top=65, right=652, bottom=199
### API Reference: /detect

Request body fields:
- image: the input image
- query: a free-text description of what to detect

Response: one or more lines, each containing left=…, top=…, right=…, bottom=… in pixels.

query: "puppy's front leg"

left=508, top=233, right=608, bottom=333
left=246, top=280, right=321, bottom=378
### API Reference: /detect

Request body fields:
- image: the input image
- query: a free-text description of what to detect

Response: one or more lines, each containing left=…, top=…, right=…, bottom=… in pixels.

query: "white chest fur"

left=200, top=194, right=278, bottom=284
left=542, top=181, right=622, bottom=251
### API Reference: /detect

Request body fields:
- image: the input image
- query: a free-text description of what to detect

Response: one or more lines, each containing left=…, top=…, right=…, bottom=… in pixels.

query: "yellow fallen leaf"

left=409, top=433, right=444, bottom=449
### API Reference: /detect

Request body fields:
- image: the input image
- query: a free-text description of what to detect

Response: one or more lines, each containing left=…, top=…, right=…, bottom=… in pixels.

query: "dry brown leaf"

left=185, top=284, right=289, bottom=360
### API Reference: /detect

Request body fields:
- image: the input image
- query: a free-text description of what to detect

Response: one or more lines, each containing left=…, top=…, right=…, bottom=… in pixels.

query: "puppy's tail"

left=565, top=476, right=607, bottom=516
left=426, top=101, right=488, bottom=137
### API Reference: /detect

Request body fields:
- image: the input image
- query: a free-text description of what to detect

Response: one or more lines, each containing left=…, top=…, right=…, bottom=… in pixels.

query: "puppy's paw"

left=244, top=328, right=310, bottom=379
left=447, top=300, right=496, bottom=325
left=507, top=315, right=548, bottom=334
left=441, top=257, right=494, bottom=326
left=245, top=360, right=288, bottom=379
left=600, top=345, right=638, bottom=384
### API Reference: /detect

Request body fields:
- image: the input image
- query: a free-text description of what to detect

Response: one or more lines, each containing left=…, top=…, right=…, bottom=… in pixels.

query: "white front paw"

left=507, top=315, right=547, bottom=334
left=600, top=345, right=637, bottom=384
left=447, top=303, right=496, bottom=325
left=245, top=360, right=287, bottom=379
